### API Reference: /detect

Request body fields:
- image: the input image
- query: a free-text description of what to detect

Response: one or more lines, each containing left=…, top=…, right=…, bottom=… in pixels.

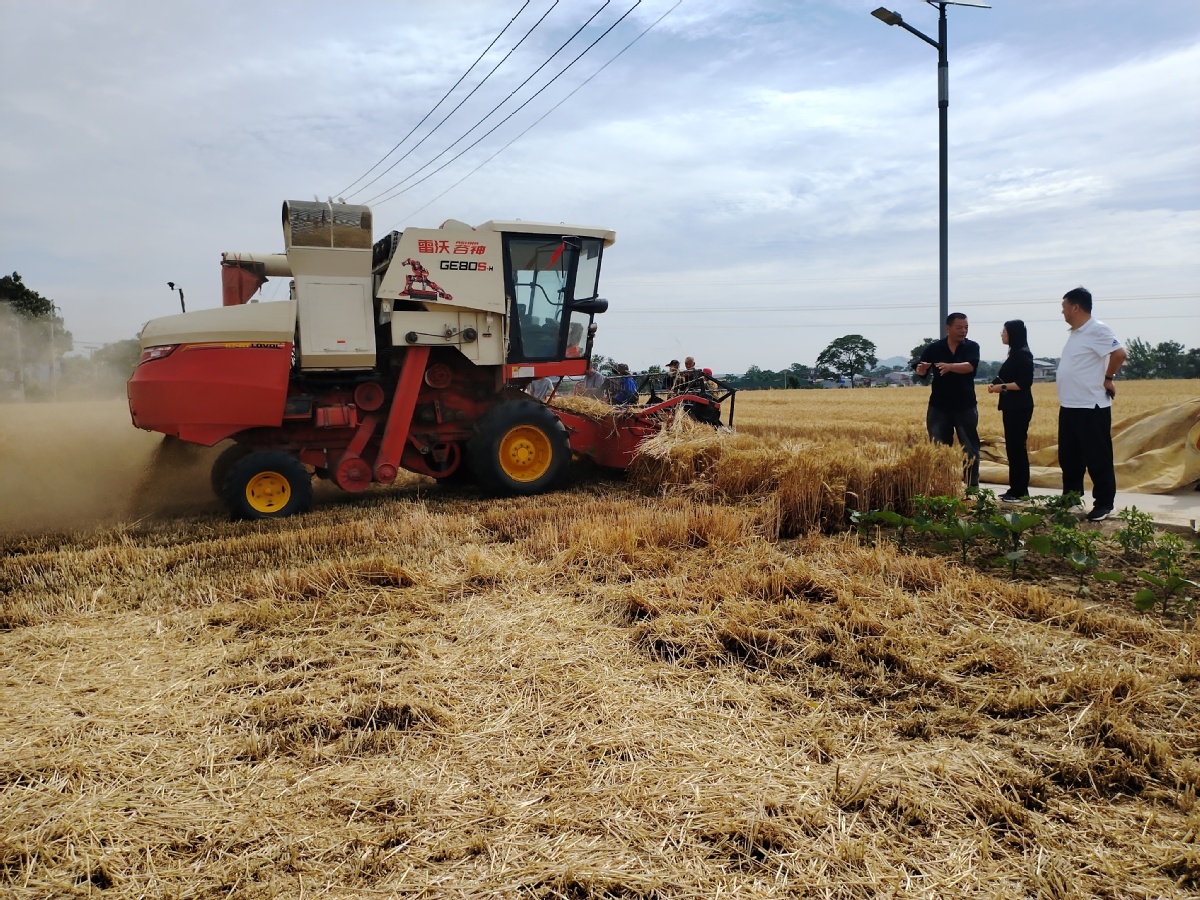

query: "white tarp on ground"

left=980, top=398, right=1200, bottom=494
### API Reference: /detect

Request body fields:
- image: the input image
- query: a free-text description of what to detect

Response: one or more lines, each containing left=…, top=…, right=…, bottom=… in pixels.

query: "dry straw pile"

left=631, top=415, right=963, bottom=535
left=2, top=389, right=1199, bottom=898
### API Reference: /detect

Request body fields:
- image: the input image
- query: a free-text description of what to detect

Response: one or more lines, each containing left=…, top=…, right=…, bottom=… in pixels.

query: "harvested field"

left=2, top=391, right=1199, bottom=899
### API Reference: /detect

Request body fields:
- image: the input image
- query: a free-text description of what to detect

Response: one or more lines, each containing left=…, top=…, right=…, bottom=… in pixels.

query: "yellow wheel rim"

left=245, top=470, right=291, bottom=513
left=498, top=425, right=553, bottom=483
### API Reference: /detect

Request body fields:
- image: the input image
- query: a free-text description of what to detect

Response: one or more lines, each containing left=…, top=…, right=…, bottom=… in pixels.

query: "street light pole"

left=871, top=1, right=988, bottom=340
left=168, top=281, right=186, bottom=313
left=937, top=4, right=948, bottom=342
left=49, top=303, right=58, bottom=401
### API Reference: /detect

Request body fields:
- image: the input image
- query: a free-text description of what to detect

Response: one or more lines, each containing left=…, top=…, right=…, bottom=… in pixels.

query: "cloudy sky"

left=2, top=0, right=1197, bottom=373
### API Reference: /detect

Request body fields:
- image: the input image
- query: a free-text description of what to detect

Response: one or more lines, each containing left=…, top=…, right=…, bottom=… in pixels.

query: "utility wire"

left=356, top=0, right=599, bottom=205
left=346, top=2, right=562, bottom=201
left=364, top=0, right=613, bottom=205
left=366, top=0, right=635, bottom=207
left=337, top=1, right=533, bottom=198
left=393, top=0, right=681, bottom=227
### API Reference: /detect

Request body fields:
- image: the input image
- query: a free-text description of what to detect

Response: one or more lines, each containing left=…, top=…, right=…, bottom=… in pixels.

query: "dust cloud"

left=0, top=399, right=224, bottom=535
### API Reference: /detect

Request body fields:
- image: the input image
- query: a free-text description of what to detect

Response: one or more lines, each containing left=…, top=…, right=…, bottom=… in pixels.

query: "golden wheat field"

left=2, top=388, right=1199, bottom=899
left=732, top=379, right=1200, bottom=453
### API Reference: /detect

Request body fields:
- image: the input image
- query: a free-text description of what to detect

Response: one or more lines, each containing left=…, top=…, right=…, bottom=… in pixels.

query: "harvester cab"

left=128, top=200, right=728, bottom=519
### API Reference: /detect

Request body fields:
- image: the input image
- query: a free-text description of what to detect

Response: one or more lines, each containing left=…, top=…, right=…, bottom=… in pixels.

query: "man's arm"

left=1106, top=347, right=1127, bottom=376
left=915, top=342, right=938, bottom=376
left=1104, top=347, right=1127, bottom=396
left=962, top=341, right=980, bottom=376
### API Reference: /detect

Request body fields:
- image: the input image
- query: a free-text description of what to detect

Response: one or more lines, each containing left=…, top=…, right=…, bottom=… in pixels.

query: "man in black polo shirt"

left=915, top=312, right=981, bottom=487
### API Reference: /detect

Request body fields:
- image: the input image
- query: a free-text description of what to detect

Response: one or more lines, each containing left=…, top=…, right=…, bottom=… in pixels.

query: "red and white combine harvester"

left=128, top=201, right=731, bottom=519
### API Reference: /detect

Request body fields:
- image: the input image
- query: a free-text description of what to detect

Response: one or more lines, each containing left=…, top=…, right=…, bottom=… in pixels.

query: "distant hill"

left=878, top=355, right=908, bottom=369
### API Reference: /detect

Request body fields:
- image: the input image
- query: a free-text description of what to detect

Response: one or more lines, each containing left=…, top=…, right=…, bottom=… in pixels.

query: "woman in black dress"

left=988, top=319, right=1034, bottom=502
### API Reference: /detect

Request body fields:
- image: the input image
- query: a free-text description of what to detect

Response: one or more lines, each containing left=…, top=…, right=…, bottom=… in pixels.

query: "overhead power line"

left=393, top=0, right=682, bottom=227
left=367, top=0, right=642, bottom=207
left=344, top=2, right=563, bottom=201
left=337, top=1, right=534, bottom=199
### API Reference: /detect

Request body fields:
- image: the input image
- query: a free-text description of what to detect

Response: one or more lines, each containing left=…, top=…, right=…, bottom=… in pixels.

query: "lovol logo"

left=439, top=260, right=492, bottom=272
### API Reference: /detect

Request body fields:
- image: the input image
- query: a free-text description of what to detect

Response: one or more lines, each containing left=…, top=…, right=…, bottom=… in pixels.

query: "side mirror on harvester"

left=569, top=297, right=608, bottom=315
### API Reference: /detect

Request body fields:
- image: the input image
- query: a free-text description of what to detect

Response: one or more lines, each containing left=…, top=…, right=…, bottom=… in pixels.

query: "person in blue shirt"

left=610, top=363, right=638, bottom=406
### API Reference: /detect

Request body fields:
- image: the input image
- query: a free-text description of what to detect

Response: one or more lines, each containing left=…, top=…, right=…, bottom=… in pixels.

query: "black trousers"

left=926, top=404, right=980, bottom=487
left=1002, top=406, right=1033, bottom=496
left=1057, top=405, right=1116, bottom=508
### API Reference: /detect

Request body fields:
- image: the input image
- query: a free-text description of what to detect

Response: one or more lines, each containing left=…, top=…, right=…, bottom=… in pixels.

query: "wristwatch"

left=1000, top=384, right=1008, bottom=392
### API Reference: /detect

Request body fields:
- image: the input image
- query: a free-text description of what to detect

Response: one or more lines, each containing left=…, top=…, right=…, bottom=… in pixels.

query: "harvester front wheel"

left=468, top=401, right=570, bottom=495
left=210, top=442, right=253, bottom=498
left=222, top=451, right=313, bottom=520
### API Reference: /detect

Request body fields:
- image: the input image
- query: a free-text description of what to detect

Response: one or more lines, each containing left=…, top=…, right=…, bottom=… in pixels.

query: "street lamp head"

left=871, top=7, right=903, bottom=26
left=167, top=281, right=175, bottom=290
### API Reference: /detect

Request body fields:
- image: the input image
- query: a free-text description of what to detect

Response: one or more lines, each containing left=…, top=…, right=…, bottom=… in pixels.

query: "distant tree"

left=0, top=272, right=72, bottom=398
left=1124, top=338, right=1156, bottom=380
left=93, top=338, right=143, bottom=378
left=815, top=335, right=877, bottom=387
left=908, top=338, right=936, bottom=372
left=1124, top=338, right=1190, bottom=380
left=1186, top=348, right=1200, bottom=379
left=0, top=272, right=55, bottom=319
left=738, top=365, right=772, bottom=389
left=787, top=362, right=812, bottom=388
left=1153, top=341, right=1187, bottom=378
left=974, top=360, right=1002, bottom=381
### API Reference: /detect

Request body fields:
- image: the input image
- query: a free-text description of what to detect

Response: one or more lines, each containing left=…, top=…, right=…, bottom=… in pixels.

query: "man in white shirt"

left=1056, top=287, right=1127, bottom=521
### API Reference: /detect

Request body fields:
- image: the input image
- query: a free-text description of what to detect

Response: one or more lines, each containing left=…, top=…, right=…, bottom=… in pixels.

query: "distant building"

left=884, top=371, right=913, bottom=386
left=1032, top=359, right=1056, bottom=382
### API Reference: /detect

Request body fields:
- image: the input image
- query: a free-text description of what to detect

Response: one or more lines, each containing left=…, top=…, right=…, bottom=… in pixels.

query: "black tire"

left=209, top=443, right=253, bottom=498
left=221, top=450, right=313, bottom=520
left=467, top=400, right=570, bottom=496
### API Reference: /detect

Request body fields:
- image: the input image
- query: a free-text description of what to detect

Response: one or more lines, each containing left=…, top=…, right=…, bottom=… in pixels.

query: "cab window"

left=507, top=236, right=568, bottom=360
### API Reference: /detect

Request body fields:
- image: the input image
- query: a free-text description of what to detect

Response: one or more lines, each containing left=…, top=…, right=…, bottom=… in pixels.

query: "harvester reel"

left=221, top=451, right=314, bottom=520
left=468, top=401, right=570, bottom=495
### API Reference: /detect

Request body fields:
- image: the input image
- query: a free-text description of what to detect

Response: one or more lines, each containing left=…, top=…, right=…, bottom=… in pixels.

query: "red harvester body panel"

left=128, top=343, right=292, bottom=445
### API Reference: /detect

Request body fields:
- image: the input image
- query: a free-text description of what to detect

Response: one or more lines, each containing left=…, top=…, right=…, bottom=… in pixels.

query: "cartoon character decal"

left=397, top=258, right=453, bottom=302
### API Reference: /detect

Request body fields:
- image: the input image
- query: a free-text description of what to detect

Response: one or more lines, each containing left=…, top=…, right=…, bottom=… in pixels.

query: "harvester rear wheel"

left=468, top=401, right=569, bottom=495
left=210, top=443, right=253, bottom=498
left=222, top=451, right=313, bottom=520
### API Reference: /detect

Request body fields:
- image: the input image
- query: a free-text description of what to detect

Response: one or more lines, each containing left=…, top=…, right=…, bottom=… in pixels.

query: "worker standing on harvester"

left=679, top=357, right=702, bottom=392
left=611, top=364, right=638, bottom=406
left=665, top=360, right=683, bottom=394
left=528, top=376, right=554, bottom=401
left=577, top=364, right=606, bottom=399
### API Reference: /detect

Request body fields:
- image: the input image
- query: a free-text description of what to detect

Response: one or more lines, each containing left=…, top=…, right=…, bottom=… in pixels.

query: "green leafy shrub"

left=1134, top=533, right=1198, bottom=617
left=1114, top=507, right=1156, bottom=558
